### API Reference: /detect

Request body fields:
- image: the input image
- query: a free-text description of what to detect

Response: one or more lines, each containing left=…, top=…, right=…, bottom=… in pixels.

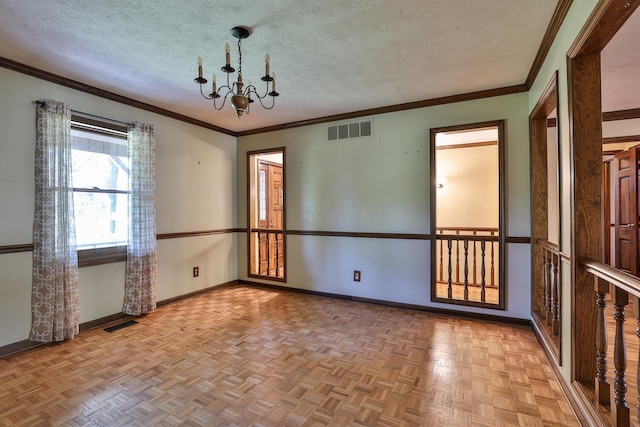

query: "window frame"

left=71, top=115, right=129, bottom=267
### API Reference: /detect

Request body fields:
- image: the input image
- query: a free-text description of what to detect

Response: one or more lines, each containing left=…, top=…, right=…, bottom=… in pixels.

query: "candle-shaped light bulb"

left=197, top=56, right=203, bottom=78
left=265, top=53, right=270, bottom=76
left=212, top=73, right=217, bottom=93
left=225, top=42, right=231, bottom=66
left=247, top=80, right=252, bottom=98
left=271, top=72, right=276, bottom=92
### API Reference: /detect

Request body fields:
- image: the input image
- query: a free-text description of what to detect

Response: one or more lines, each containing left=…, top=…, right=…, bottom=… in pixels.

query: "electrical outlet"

left=193, top=266, right=199, bottom=277
left=354, top=270, right=361, bottom=282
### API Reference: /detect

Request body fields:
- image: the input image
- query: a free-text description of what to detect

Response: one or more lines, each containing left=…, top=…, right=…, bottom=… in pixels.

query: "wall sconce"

left=436, top=177, right=447, bottom=189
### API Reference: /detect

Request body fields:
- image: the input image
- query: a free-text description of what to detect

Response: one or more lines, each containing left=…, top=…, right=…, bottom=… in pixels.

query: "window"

left=71, top=118, right=129, bottom=265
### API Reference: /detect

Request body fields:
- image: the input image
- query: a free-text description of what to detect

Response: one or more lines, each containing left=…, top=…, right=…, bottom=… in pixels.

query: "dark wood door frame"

left=567, top=0, right=640, bottom=388
left=530, top=71, right=562, bottom=365
left=247, top=148, right=287, bottom=282
left=429, top=120, right=507, bottom=310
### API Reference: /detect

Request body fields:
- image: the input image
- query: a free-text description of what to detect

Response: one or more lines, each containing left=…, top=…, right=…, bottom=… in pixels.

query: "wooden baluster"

left=546, top=253, right=553, bottom=326
left=463, top=239, right=469, bottom=301
left=455, top=231, right=460, bottom=284
left=594, top=276, right=610, bottom=406
left=472, top=231, right=477, bottom=285
left=490, top=232, right=495, bottom=287
left=439, top=238, right=443, bottom=282
left=612, top=287, right=630, bottom=426
left=257, top=232, right=261, bottom=275
left=273, top=233, right=280, bottom=277
left=447, top=238, right=453, bottom=299
left=541, top=253, right=548, bottom=316
left=480, top=240, right=486, bottom=303
left=266, top=232, right=272, bottom=276
left=552, top=254, right=559, bottom=336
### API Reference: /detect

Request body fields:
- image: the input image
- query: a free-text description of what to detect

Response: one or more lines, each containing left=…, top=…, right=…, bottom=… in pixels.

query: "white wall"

left=237, top=92, right=532, bottom=319
left=436, top=144, right=499, bottom=228
left=0, top=67, right=237, bottom=348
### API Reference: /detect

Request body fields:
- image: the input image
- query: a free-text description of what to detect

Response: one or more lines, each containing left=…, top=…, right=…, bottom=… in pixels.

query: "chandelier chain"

left=237, top=38, right=243, bottom=79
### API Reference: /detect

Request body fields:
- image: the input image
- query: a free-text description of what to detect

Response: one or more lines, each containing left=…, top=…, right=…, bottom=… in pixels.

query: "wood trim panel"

left=436, top=140, right=497, bottom=150
left=79, top=313, right=132, bottom=332
left=0, top=56, right=236, bottom=137
left=236, top=85, right=528, bottom=137
left=0, top=231, right=528, bottom=254
left=506, top=236, right=531, bottom=244
left=571, top=381, right=609, bottom=426
left=238, top=279, right=531, bottom=326
left=568, top=52, right=602, bottom=384
left=603, top=107, right=640, bottom=122
left=568, top=0, right=640, bottom=58
left=603, top=135, right=640, bottom=144
left=0, top=244, right=34, bottom=254
left=530, top=71, right=558, bottom=328
left=71, top=114, right=128, bottom=134
left=156, top=228, right=241, bottom=240
left=2, top=56, right=531, bottom=139
left=0, top=340, right=47, bottom=359
left=287, top=230, right=430, bottom=240
left=525, top=0, right=573, bottom=89
left=0, top=229, right=241, bottom=256
left=78, top=246, right=126, bottom=267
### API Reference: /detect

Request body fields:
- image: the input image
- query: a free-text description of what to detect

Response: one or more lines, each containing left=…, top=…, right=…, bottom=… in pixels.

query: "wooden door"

left=614, top=148, right=639, bottom=275
left=257, top=161, right=284, bottom=276
left=268, top=164, right=283, bottom=275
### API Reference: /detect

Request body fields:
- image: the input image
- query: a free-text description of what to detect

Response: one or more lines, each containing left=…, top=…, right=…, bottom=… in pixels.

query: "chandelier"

left=194, top=26, right=278, bottom=118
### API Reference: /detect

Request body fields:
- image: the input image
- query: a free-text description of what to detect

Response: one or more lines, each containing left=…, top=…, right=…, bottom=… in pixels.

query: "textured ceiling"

left=601, top=7, right=640, bottom=114
left=0, top=1, right=561, bottom=133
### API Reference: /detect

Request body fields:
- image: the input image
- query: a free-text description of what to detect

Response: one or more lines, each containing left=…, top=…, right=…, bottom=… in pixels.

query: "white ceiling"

left=601, top=6, right=640, bottom=114
left=0, top=1, right=608, bottom=134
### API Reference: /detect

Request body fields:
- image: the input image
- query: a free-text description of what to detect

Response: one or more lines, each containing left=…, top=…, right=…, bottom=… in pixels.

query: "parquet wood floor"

left=0, top=285, right=578, bottom=426
left=435, top=283, right=499, bottom=305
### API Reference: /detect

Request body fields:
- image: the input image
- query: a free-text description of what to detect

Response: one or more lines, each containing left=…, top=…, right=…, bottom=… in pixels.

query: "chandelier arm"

left=213, top=89, right=236, bottom=111
left=254, top=93, right=276, bottom=110
left=245, top=82, right=271, bottom=100
left=198, top=84, right=213, bottom=100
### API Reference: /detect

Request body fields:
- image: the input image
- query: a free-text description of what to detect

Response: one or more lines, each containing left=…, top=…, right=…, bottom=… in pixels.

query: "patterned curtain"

left=123, top=122, right=157, bottom=315
left=30, top=100, right=80, bottom=342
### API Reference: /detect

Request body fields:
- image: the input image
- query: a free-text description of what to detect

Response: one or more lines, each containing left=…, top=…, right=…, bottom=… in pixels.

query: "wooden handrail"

left=250, top=228, right=285, bottom=233
left=437, top=226, right=498, bottom=233
left=537, top=239, right=559, bottom=253
left=436, top=235, right=499, bottom=242
left=582, top=258, right=640, bottom=298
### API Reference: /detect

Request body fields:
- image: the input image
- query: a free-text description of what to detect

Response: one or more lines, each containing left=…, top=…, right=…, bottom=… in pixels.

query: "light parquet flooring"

left=0, top=285, right=577, bottom=426
left=435, top=283, right=500, bottom=305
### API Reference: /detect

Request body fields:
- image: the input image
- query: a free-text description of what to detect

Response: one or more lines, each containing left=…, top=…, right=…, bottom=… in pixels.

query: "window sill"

left=78, top=245, right=127, bottom=267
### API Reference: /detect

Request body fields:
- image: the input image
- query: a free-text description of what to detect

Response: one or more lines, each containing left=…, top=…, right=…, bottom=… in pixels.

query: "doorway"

left=430, top=121, right=506, bottom=309
left=247, top=148, right=286, bottom=280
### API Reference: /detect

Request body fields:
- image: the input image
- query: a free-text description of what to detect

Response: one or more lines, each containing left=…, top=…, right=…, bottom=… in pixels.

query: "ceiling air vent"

left=327, top=119, right=373, bottom=141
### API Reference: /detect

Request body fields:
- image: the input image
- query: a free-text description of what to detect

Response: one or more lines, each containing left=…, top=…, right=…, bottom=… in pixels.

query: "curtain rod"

left=33, top=100, right=133, bottom=127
